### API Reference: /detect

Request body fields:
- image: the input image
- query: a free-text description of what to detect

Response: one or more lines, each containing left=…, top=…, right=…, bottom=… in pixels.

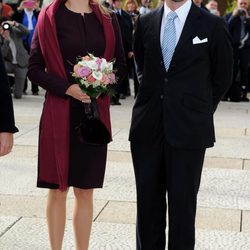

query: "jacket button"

left=160, top=61, right=164, bottom=66
left=164, top=78, right=168, bottom=83
left=160, top=94, right=164, bottom=99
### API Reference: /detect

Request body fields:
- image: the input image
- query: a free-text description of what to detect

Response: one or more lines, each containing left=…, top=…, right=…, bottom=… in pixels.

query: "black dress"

left=34, top=5, right=124, bottom=189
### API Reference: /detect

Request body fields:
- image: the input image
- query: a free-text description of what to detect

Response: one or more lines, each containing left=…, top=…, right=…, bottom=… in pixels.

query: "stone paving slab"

left=242, top=211, right=250, bottom=234
left=203, top=157, right=243, bottom=169
left=206, top=137, right=250, bottom=160
left=96, top=201, right=242, bottom=232
left=0, top=218, right=250, bottom=249
left=0, top=216, right=20, bottom=236
left=0, top=195, right=107, bottom=220
left=198, top=168, right=250, bottom=210
left=244, top=160, right=250, bottom=170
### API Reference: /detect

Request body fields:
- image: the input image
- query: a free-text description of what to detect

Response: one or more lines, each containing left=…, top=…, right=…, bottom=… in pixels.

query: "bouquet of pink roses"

left=72, top=53, right=116, bottom=98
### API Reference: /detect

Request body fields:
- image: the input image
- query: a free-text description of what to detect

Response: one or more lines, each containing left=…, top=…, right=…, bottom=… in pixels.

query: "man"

left=0, top=46, right=18, bottom=156
left=112, top=0, right=133, bottom=104
left=192, top=0, right=208, bottom=11
left=129, top=0, right=232, bottom=249
left=0, top=18, right=29, bottom=99
left=139, top=0, right=151, bottom=15
left=206, top=0, right=220, bottom=16
left=13, top=0, right=40, bottom=95
left=225, top=0, right=250, bottom=102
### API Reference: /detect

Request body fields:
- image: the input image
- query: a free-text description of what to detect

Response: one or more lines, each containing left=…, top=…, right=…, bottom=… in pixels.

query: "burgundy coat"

left=29, top=0, right=121, bottom=190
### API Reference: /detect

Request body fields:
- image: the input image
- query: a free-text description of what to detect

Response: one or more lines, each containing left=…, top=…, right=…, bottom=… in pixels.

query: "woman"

left=0, top=47, right=18, bottom=156
left=27, top=0, right=126, bottom=249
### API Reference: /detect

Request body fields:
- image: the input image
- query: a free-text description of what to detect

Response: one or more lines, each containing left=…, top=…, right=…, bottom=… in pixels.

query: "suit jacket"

left=116, top=9, right=133, bottom=53
left=225, top=12, right=250, bottom=48
left=0, top=24, right=29, bottom=67
left=0, top=49, right=18, bottom=133
left=129, top=4, right=233, bottom=149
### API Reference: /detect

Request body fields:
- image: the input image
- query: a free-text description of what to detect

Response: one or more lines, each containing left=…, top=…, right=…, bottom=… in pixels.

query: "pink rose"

left=87, top=74, right=96, bottom=83
left=101, top=74, right=109, bottom=85
left=109, top=73, right=116, bottom=84
left=77, top=67, right=92, bottom=78
left=73, top=64, right=81, bottom=74
left=82, top=55, right=91, bottom=61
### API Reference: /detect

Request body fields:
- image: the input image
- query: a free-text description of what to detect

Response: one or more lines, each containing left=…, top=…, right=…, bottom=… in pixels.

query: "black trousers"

left=131, top=137, right=205, bottom=250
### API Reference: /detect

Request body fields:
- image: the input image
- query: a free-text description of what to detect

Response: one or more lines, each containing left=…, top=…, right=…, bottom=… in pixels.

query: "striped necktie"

left=162, top=11, right=178, bottom=72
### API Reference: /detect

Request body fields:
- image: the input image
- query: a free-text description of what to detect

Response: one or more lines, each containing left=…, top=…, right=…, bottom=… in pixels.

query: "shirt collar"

left=163, top=0, right=192, bottom=23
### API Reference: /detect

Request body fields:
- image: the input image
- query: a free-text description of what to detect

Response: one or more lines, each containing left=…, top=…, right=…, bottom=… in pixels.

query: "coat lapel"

left=172, top=4, right=202, bottom=62
left=154, top=6, right=164, bottom=62
left=154, top=3, right=202, bottom=72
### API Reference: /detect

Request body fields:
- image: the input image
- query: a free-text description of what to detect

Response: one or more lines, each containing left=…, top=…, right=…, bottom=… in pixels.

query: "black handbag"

left=76, top=98, right=110, bottom=145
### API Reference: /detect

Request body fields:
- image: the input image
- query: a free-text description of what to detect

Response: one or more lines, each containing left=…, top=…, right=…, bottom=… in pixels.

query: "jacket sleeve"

left=133, top=16, right=144, bottom=85
left=27, top=30, right=72, bottom=98
left=0, top=49, right=18, bottom=133
left=209, top=18, right=233, bottom=112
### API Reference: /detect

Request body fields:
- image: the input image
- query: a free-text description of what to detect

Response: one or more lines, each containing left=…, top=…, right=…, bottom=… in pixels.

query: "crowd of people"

left=0, top=0, right=250, bottom=102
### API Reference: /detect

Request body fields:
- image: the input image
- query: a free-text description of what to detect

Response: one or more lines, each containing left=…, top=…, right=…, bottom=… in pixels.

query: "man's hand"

left=0, top=133, right=13, bottom=157
left=233, top=8, right=249, bottom=18
left=66, top=84, right=91, bottom=103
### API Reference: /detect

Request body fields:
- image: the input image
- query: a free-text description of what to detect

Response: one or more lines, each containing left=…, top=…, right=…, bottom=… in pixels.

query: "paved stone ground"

left=0, top=91, right=250, bottom=249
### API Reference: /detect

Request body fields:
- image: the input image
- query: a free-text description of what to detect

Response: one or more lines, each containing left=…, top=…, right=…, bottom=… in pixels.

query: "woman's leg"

left=47, top=189, right=68, bottom=250
left=73, top=188, right=94, bottom=250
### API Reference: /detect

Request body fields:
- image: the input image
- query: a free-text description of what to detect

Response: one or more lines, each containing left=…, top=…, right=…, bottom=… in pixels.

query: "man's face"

left=113, top=0, right=123, bottom=9
left=238, top=0, right=249, bottom=10
left=193, top=0, right=202, bottom=6
left=208, top=0, right=218, bottom=10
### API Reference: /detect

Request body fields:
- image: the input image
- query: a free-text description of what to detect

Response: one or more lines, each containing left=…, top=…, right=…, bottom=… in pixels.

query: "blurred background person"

left=13, top=0, right=40, bottom=95
left=0, top=18, right=29, bottom=99
left=0, top=45, right=18, bottom=156
left=112, top=0, right=132, bottom=104
left=123, top=0, right=139, bottom=97
left=139, top=0, right=151, bottom=15
left=193, top=0, right=208, bottom=11
left=206, top=0, right=220, bottom=16
left=225, top=0, right=250, bottom=102
left=0, top=0, right=13, bottom=19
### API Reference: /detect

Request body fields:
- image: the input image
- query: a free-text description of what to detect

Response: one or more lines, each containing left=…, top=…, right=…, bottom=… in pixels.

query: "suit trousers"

left=5, top=62, right=27, bottom=98
left=131, top=136, right=205, bottom=250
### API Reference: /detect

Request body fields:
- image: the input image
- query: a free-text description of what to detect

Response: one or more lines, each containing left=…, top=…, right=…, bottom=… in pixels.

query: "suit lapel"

left=154, top=4, right=202, bottom=70
left=172, top=4, right=201, bottom=61
left=154, top=6, right=164, bottom=62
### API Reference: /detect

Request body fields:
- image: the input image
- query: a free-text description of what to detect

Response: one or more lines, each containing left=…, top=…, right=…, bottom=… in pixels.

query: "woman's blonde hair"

left=123, top=0, right=139, bottom=11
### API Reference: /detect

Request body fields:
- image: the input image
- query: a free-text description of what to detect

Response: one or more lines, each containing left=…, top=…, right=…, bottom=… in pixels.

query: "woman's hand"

left=0, top=133, right=13, bottom=157
left=66, top=84, right=91, bottom=103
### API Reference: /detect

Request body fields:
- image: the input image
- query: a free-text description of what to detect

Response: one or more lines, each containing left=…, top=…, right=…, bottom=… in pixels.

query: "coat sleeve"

left=27, top=30, right=72, bottom=98
left=209, top=18, right=233, bottom=112
left=133, top=16, right=144, bottom=85
left=0, top=49, right=18, bottom=133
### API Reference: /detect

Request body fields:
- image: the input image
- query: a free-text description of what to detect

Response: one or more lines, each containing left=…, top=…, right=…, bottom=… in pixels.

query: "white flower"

left=100, top=59, right=108, bottom=72
left=92, top=71, right=103, bottom=81
left=86, top=60, right=99, bottom=70
left=106, top=62, right=113, bottom=71
left=78, top=61, right=88, bottom=67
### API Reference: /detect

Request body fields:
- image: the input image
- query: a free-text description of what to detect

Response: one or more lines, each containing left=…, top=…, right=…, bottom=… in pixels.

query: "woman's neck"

left=65, top=0, right=92, bottom=14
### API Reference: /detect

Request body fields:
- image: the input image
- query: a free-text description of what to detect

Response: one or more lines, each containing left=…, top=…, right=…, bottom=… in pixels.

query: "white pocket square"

left=192, top=36, right=208, bottom=45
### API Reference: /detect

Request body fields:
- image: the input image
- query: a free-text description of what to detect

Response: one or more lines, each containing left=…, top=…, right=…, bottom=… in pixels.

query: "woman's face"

left=127, top=3, right=135, bottom=12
